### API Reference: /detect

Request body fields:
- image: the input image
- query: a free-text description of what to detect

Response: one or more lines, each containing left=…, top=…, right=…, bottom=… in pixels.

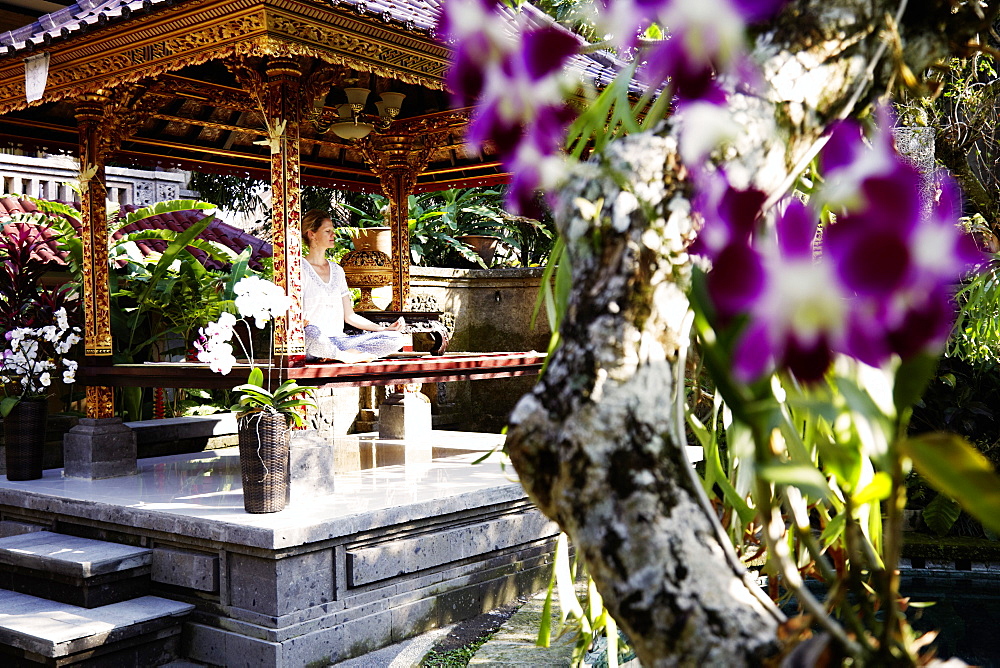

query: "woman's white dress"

left=301, top=259, right=406, bottom=360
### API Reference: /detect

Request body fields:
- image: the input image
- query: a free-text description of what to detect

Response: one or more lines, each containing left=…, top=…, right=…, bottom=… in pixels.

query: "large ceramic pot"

left=341, top=226, right=394, bottom=310
left=238, top=411, right=290, bottom=513
left=457, top=235, right=500, bottom=267
left=3, top=398, right=47, bottom=481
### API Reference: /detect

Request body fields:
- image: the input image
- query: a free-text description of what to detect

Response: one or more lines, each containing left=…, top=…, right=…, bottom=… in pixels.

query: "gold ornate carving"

left=341, top=249, right=392, bottom=311
left=359, top=134, right=440, bottom=310
left=45, top=14, right=267, bottom=92
left=228, top=56, right=268, bottom=115
left=75, top=95, right=114, bottom=358
left=396, top=109, right=473, bottom=134
left=0, top=12, right=269, bottom=115
left=0, top=0, right=458, bottom=115
left=255, top=56, right=305, bottom=357
left=268, top=13, right=446, bottom=86
left=341, top=250, right=393, bottom=286
left=86, top=385, right=115, bottom=419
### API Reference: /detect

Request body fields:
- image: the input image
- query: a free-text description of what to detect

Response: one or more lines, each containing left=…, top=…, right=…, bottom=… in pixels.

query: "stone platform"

left=0, top=431, right=560, bottom=667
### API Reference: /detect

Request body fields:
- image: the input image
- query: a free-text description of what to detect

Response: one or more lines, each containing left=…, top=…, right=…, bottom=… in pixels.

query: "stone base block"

left=378, top=392, right=432, bottom=440
left=63, top=418, right=138, bottom=480
left=288, top=430, right=336, bottom=503
left=0, top=520, right=47, bottom=538
left=0, top=531, right=152, bottom=608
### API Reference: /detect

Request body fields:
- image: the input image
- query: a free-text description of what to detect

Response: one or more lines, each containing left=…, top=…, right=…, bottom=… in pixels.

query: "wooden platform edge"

left=81, top=352, right=547, bottom=389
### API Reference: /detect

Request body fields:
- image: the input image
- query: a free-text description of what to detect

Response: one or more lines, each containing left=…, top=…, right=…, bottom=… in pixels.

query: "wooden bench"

left=82, top=351, right=547, bottom=390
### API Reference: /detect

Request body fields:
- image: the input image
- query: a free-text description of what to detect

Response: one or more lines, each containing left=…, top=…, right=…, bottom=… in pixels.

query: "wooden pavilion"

left=0, top=0, right=619, bottom=419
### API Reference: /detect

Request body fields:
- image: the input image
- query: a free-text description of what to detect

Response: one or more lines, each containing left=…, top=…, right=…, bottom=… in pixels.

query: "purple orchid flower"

left=706, top=112, right=984, bottom=383
left=689, top=169, right=767, bottom=260
left=722, top=199, right=850, bottom=383
left=438, top=0, right=580, bottom=214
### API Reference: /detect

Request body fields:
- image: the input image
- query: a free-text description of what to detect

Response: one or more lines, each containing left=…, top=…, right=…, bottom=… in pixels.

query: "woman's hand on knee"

left=385, top=317, right=406, bottom=331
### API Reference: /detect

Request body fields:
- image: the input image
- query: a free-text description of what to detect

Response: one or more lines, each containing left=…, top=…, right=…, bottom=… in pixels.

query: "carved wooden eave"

left=0, top=0, right=512, bottom=192
left=0, top=0, right=449, bottom=115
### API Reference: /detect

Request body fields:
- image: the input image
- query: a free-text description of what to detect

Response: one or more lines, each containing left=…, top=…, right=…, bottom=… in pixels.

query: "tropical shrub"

left=340, top=188, right=555, bottom=267
left=0, top=210, right=84, bottom=414
left=42, top=198, right=258, bottom=420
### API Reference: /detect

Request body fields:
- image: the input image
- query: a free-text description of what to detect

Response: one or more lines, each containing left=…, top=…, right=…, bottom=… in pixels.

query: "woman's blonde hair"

left=301, top=209, right=332, bottom=248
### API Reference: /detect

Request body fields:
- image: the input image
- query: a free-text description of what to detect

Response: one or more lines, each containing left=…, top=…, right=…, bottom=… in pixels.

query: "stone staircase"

left=0, top=528, right=194, bottom=666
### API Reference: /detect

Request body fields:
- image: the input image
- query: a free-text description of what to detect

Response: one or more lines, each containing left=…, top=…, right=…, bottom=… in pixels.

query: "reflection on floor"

left=0, top=430, right=511, bottom=537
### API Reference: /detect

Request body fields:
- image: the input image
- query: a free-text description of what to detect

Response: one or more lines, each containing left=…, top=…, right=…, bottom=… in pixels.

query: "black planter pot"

left=3, top=398, right=48, bottom=481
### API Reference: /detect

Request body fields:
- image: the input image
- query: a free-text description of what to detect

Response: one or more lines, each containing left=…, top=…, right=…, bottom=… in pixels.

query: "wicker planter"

left=3, top=398, right=47, bottom=481
left=238, top=411, right=290, bottom=513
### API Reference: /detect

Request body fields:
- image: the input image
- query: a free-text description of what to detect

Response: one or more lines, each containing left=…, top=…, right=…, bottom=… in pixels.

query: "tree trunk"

left=504, top=1, right=993, bottom=665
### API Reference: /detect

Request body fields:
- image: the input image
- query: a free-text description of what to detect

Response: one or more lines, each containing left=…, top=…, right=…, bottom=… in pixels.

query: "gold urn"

left=340, top=226, right=393, bottom=310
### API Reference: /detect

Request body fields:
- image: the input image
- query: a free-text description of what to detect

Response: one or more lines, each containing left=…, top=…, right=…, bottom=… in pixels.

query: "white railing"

left=0, top=153, right=196, bottom=205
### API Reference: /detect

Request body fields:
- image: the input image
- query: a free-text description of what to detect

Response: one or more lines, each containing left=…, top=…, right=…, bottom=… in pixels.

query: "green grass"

left=420, top=632, right=495, bottom=667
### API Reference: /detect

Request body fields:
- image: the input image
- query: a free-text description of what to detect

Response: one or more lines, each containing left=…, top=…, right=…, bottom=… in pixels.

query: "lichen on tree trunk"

left=506, top=134, right=783, bottom=665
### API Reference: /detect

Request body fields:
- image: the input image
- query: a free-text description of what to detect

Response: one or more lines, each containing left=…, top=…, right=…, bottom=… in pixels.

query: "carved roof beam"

left=181, top=101, right=226, bottom=144
left=143, top=96, right=192, bottom=142
left=160, top=75, right=257, bottom=112
left=147, top=112, right=261, bottom=137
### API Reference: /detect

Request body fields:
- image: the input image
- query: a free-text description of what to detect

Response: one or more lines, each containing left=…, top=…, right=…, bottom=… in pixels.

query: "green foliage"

left=406, top=190, right=488, bottom=267
left=530, top=0, right=600, bottom=42
left=340, top=188, right=555, bottom=267
left=109, top=207, right=225, bottom=360
left=910, top=358, right=1000, bottom=454
left=683, top=263, right=973, bottom=662
left=230, top=367, right=316, bottom=427
left=43, top=197, right=255, bottom=420
left=188, top=172, right=268, bottom=220
left=420, top=645, right=480, bottom=668
left=901, top=432, right=1000, bottom=537
left=921, top=493, right=963, bottom=536
left=535, top=534, right=624, bottom=667
left=948, top=253, right=1000, bottom=366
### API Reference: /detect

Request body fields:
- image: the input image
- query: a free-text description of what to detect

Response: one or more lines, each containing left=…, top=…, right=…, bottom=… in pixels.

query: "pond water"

left=902, top=570, right=1000, bottom=666
left=776, top=570, right=1000, bottom=666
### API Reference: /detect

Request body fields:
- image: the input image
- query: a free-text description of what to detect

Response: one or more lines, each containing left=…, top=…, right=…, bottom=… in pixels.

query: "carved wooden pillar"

left=74, top=93, right=114, bottom=419
left=362, top=135, right=433, bottom=310
left=264, top=57, right=304, bottom=357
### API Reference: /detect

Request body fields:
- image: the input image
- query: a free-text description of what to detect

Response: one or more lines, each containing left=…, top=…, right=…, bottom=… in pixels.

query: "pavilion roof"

left=0, top=0, right=631, bottom=193
left=0, top=0, right=441, bottom=56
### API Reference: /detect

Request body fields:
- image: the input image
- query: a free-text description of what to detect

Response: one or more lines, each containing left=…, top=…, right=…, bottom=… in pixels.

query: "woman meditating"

left=301, top=209, right=407, bottom=363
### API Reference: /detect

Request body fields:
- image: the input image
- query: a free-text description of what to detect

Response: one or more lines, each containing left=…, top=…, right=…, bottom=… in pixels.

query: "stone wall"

left=410, top=266, right=551, bottom=353
left=410, top=267, right=551, bottom=433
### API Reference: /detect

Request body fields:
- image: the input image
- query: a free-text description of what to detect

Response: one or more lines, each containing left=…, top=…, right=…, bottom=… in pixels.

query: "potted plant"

left=192, top=275, right=316, bottom=513
left=0, top=217, right=82, bottom=480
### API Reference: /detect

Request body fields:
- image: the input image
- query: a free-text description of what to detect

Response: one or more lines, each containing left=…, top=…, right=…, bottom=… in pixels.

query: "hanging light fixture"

left=328, top=88, right=406, bottom=140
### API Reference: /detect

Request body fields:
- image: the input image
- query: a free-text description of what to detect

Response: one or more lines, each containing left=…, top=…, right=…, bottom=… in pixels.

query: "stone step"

left=0, top=531, right=151, bottom=608
left=0, top=589, right=194, bottom=667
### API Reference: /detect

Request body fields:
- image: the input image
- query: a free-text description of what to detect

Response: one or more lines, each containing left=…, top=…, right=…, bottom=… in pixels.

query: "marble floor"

left=0, top=430, right=518, bottom=547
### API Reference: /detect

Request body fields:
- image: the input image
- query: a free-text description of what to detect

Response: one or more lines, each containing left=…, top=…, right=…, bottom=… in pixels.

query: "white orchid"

left=233, top=276, right=294, bottom=329
left=1, top=312, right=83, bottom=415
left=192, top=276, right=315, bottom=425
